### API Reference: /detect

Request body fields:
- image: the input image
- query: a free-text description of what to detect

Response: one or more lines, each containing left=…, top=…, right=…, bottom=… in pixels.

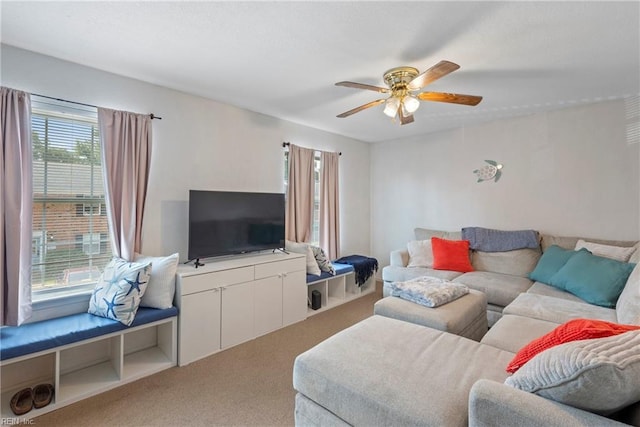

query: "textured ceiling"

left=2, top=1, right=639, bottom=143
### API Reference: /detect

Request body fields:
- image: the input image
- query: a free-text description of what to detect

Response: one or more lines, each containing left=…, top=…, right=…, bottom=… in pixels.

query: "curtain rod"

left=282, top=142, right=341, bottom=156
left=32, top=93, right=162, bottom=120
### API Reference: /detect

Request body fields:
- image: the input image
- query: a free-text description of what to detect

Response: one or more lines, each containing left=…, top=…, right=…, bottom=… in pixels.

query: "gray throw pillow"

left=505, top=330, right=640, bottom=415
left=310, top=246, right=335, bottom=275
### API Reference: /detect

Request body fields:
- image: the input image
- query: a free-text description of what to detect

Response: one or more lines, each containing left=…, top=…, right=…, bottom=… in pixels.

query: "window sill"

left=29, top=288, right=93, bottom=324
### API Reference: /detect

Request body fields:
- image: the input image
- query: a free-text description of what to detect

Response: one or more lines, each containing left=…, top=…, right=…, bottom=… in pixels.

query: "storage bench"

left=373, top=290, right=488, bottom=341
left=0, top=307, right=178, bottom=420
left=306, top=262, right=375, bottom=315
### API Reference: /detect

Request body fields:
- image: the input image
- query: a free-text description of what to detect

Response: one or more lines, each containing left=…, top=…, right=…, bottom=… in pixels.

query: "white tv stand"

left=175, top=252, right=307, bottom=366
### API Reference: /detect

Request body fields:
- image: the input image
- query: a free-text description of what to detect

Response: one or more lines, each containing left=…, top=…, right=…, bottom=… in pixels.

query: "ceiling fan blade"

left=336, top=99, right=386, bottom=118
left=397, top=105, right=414, bottom=125
left=417, top=91, right=483, bottom=106
left=407, top=60, right=460, bottom=91
left=335, top=81, right=390, bottom=93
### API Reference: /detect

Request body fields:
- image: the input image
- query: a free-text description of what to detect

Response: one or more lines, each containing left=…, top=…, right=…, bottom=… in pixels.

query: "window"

left=75, top=199, right=102, bottom=216
left=283, top=151, right=321, bottom=245
left=82, top=233, right=102, bottom=255
left=31, top=97, right=112, bottom=299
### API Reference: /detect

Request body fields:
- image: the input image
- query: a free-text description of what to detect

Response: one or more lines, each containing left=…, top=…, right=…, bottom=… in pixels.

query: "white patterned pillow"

left=285, top=240, right=321, bottom=276
left=407, top=240, right=433, bottom=268
left=575, top=239, right=636, bottom=262
left=88, top=257, right=152, bottom=326
left=310, top=246, right=335, bottom=275
left=505, top=330, right=640, bottom=414
left=135, top=252, right=179, bottom=309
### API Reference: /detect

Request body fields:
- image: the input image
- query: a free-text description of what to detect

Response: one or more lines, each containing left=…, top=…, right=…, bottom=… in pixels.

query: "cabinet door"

left=221, top=281, right=254, bottom=349
left=282, top=270, right=307, bottom=326
left=179, top=289, right=221, bottom=366
left=254, top=276, right=283, bottom=337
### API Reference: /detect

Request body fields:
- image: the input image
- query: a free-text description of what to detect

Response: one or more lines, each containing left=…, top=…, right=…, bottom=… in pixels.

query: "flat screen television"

left=188, top=190, right=285, bottom=261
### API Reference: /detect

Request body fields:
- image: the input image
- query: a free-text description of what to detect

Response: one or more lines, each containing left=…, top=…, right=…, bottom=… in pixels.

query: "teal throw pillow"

left=548, top=250, right=636, bottom=308
left=529, top=245, right=588, bottom=285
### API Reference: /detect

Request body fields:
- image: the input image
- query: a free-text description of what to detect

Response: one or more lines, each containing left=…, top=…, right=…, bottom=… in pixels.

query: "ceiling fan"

left=335, top=60, right=482, bottom=125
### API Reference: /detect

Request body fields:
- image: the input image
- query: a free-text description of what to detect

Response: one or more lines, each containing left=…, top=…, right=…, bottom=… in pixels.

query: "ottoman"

left=373, top=289, right=488, bottom=341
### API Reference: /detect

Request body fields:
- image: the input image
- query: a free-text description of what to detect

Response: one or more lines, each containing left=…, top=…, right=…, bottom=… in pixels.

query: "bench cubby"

left=306, top=264, right=375, bottom=316
left=0, top=310, right=177, bottom=420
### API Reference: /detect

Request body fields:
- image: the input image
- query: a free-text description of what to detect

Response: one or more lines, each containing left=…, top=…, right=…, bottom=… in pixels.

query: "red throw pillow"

left=506, top=319, right=640, bottom=373
left=430, top=237, right=474, bottom=273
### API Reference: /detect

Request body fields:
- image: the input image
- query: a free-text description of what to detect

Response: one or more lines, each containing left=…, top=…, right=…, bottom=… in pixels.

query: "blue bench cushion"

left=0, top=306, right=178, bottom=361
left=306, top=262, right=354, bottom=283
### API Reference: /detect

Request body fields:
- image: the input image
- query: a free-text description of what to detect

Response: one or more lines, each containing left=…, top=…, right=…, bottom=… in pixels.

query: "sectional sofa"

left=293, top=229, right=640, bottom=426
left=382, top=228, right=639, bottom=326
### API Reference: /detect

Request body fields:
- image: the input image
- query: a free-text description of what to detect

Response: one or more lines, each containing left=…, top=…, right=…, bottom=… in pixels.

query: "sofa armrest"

left=469, top=379, right=626, bottom=427
left=390, top=249, right=409, bottom=267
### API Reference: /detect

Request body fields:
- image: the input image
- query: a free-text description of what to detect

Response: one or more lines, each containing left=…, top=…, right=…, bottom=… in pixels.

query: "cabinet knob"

left=282, top=273, right=288, bottom=277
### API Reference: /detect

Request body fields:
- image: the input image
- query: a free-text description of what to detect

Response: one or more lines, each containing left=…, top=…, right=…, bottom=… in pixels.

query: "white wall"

left=4, top=44, right=638, bottom=283
left=1, top=45, right=371, bottom=261
left=371, top=100, right=640, bottom=271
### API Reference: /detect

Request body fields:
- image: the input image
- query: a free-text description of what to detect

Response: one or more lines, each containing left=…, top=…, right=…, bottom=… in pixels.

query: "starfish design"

left=92, top=286, right=103, bottom=304
left=103, top=293, right=125, bottom=318
left=103, top=274, right=121, bottom=294
left=124, top=272, right=147, bottom=296
left=119, top=298, right=138, bottom=322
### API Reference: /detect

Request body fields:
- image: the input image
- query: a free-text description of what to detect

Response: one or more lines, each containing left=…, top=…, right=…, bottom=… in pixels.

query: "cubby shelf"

left=0, top=317, right=176, bottom=420
left=306, top=272, right=375, bottom=316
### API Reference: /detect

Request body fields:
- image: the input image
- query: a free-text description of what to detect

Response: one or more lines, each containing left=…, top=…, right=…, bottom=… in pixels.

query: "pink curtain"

left=0, top=87, right=33, bottom=326
left=319, top=151, right=340, bottom=259
left=285, top=144, right=315, bottom=242
left=98, top=108, right=152, bottom=261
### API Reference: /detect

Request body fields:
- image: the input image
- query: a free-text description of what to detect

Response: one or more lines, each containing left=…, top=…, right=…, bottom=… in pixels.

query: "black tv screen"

left=188, top=190, right=285, bottom=260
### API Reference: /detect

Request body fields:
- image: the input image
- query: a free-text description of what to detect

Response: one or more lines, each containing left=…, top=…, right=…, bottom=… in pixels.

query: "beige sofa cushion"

left=540, top=234, right=638, bottom=252
left=471, top=248, right=541, bottom=278
left=382, top=265, right=463, bottom=285
left=414, top=227, right=461, bottom=241
left=527, top=281, right=586, bottom=303
left=453, top=271, right=533, bottom=308
left=504, top=293, right=618, bottom=324
left=481, top=314, right=559, bottom=353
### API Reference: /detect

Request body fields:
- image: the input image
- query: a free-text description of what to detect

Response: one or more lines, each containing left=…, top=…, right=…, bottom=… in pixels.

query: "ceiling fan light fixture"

left=403, top=95, right=420, bottom=113
left=383, top=97, right=400, bottom=117
left=335, top=61, right=482, bottom=122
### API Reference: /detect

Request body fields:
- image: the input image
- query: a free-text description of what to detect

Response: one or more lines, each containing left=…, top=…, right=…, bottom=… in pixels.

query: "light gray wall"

left=1, top=45, right=371, bottom=260
left=371, top=100, right=640, bottom=272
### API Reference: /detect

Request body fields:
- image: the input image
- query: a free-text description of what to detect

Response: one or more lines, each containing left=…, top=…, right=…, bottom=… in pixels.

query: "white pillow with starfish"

left=88, top=257, right=152, bottom=326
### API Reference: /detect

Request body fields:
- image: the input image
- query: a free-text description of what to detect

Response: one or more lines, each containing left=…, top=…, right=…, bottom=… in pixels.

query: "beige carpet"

left=35, top=282, right=383, bottom=426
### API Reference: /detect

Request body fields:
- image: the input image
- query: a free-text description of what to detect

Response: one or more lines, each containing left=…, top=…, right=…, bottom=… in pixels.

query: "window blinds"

left=31, top=96, right=112, bottom=295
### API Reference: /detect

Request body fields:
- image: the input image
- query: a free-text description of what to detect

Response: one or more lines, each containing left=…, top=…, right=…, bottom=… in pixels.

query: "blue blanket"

left=334, top=255, right=378, bottom=287
left=461, top=227, right=539, bottom=252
